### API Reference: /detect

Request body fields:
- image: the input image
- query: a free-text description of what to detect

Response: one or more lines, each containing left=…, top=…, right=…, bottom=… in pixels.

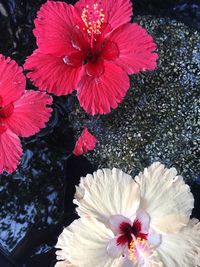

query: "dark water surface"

left=0, top=0, right=199, bottom=266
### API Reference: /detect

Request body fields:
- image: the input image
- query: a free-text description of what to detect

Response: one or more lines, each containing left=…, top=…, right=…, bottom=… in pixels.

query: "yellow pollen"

left=128, top=240, right=137, bottom=266
left=128, top=238, right=152, bottom=267
left=81, top=2, right=105, bottom=35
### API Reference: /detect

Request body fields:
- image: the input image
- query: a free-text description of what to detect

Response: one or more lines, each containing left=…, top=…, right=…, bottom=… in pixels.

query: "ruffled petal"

left=55, top=261, right=76, bottom=267
left=55, top=229, right=72, bottom=262
left=24, top=51, right=83, bottom=96
left=75, top=0, right=132, bottom=32
left=135, top=162, right=194, bottom=234
left=108, top=23, right=158, bottom=74
left=0, top=54, right=25, bottom=106
left=4, top=90, right=52, bottom=137
left=157, top=219, right=200, bottom=267
left=56, top=217, right=121, bottom=267
left=34, top=1, right=77, bottom=56
left=77, top=61, right=130, bottom=115
left=74, top=168, right=140, bottom=225
left=0, top=129, right=22, bottom=174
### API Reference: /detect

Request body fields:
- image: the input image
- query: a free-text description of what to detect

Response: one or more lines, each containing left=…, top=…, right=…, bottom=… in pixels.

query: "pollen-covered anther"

left=129, top=238, right=153, bottom=265
left=81, top=3, right=105, bottom=35
left=128, top=240, right=137, bottom=265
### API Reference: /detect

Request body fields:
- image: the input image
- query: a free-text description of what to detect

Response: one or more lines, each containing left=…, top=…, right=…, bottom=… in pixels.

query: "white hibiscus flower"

left=55, top=162, right=200, bottom=267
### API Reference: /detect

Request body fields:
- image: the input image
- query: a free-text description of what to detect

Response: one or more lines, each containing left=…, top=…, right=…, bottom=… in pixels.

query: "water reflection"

left=0, top=101, right=73, bottom=251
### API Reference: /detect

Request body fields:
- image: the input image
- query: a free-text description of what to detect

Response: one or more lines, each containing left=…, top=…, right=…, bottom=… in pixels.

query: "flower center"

left=81, top=2, right=105, bottom=36
left=117, top=219, right=148, bottom=246
left=0, top=102, right=14, bottom=119
left=84, top=48, right=101, bottom=64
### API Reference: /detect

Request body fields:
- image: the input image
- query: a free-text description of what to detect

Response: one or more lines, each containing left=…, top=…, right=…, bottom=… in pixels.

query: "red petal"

left=108, top=23, right=158, bottom=74
left=4, top=90, right=52, bottom=137
left=75, top=0, right=132, bottom=32
left=63, top=51, right=84, bottom=68
left=0, top=54, right=25, bottom=106
left=77, top=61, right=130, bottom=115
left=102, top=0, right=133, bottom=31
left=24, top=51, right=83, bottom=96
left=0, top=125, right=6, bottom=134
left=71, top=25, right=90, bottom=52
left=73, top=128, right=98, bottom=156
left=101, top=40, right=119, bottom=61
left=0, top=129, right=22, bottom=174
left=34, top=1, right=78, bottom=56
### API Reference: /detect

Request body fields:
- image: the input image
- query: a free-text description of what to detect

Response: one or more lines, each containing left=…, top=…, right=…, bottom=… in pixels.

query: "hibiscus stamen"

left=81, top=2, right=105, bottom=48
left=129, top=238, right=153, bottom=266
left=128, top=240, right=137, bottom=265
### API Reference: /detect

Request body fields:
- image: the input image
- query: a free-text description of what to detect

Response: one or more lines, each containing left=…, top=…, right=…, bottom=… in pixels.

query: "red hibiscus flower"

left=0, top=55, right=53, bottom=174
left=24, top=0, right=158, bottom=115
left=73, top=128, right=98, bottom=156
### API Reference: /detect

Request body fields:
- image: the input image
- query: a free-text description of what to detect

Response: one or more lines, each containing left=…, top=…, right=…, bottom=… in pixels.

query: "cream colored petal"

left=74, top=168, right=140, bottom=225
left=157, top=219, right=200, bottom=267
left=115, top=257, right=134, bottom=267
left=109, top=215, right=132, bottom=234
left=107, top=235, right=126, bottom=258
left=64, top=217, right=124, bottom=267
left=143, top=250, right=164, bottom=267
left=135, top=162, right=194, bottom=234
left=55, top=260, right=76, bottom=267
left=136, top=210, right=150, bottom=234
left=142, top=250, right=163, bottom=267
left=148, top=230, right=162, bottom=248
left=55, top=223, right=75, bottom=261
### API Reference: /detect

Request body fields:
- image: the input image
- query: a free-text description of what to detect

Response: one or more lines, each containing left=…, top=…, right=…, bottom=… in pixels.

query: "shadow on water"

left=0, top=0, right=199, bottom=266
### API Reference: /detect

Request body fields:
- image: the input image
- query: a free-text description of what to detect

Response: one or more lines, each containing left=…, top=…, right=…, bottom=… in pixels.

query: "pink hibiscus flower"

left=73, top=128, right=98, bottom=156
left=24, top=0, right=158, bottom=115
left=0, top=55, right=53, bottom=174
